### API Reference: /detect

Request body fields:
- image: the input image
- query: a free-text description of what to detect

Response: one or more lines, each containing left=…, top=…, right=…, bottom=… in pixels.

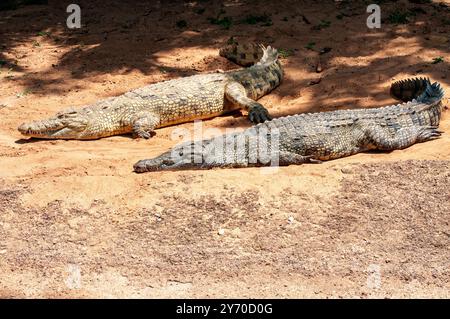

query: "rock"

left=319, top=47, right=332, bottom=55
left=316, top=59, right=323, bottom=73
left=309, top=78, right=321, bottom=85
left=67, top=218, right=79, bottom=229
left=341, top=166, right=353, bottom=174
left=427, top=35, right=448, bottom=45
left=231, top=227, right=241, bottom=237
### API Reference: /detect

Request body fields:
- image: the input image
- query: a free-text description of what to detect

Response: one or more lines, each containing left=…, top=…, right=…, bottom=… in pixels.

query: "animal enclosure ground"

left=0, top=0, right=449, bottom=298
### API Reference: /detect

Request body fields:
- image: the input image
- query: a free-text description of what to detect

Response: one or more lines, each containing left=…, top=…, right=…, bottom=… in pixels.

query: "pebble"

left=218, top=228, right=225, bottom=236
left=341, top=166, right=353, bottom=174
left=427, top=35, right=449, bottom=45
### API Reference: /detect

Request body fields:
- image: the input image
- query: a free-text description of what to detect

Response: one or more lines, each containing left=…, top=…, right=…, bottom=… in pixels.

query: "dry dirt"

left=0, top=0, right=449, bottom=298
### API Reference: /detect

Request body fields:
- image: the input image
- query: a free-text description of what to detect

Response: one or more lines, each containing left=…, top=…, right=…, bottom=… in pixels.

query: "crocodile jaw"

left=133, top=154, right=189, bottom=172
left=133, top=146, right=203, bottom=172
left=18, top=116, right=88, bottom=139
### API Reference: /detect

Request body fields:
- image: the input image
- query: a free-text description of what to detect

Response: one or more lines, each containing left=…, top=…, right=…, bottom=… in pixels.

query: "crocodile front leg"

left=225, top=81, right=272, bottom=124
left=132, top=112, right=160, bottom=139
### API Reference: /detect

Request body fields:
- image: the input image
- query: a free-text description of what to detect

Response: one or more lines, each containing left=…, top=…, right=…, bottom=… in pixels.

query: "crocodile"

left=133, top=78, right=445, bottom=172
left=18, top=44, right=282, bottom=139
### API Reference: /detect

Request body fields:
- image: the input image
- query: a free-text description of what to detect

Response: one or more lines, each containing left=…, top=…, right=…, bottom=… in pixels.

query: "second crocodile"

left=134, top=78, right=445, bottom=172
left=18, top=44, right=282, bottom=139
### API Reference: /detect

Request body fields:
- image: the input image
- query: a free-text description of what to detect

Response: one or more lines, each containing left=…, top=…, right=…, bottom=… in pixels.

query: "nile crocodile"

left=18, top=44, right=282, bottom=139
left=133, top=78, right=445, bottom=172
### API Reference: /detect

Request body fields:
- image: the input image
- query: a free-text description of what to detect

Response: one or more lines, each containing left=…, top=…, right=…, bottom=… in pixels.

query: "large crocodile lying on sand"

left=18, top=44, right=282, bottom=139
left=134, top=78, right=445, bottom=172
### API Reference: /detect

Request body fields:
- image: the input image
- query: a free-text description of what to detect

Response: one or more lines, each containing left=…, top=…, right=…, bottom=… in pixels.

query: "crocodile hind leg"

left=225, top=81, right=272, bottom=124
left=365, top=125, right=442, bottom=151
left=132, top=112, right=160, bottom=139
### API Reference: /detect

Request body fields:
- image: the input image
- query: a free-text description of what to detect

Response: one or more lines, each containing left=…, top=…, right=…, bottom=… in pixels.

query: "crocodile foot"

left=417, top=126, right=443, bottom=142
left=248, top=105, right=272, bottom=124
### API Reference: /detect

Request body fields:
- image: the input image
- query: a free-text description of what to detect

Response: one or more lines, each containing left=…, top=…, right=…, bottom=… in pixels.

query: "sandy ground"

left=0, top=0, right=449, bottom=298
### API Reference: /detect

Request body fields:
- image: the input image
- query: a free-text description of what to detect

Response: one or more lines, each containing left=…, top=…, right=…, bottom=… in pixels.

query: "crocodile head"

left=18, top=109, right=94, bottom=139
left=134, top=141, right=209, bottom=172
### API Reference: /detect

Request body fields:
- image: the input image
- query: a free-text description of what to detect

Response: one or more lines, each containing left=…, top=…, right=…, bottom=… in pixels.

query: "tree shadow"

left=1, top=0, right=448, bottom=117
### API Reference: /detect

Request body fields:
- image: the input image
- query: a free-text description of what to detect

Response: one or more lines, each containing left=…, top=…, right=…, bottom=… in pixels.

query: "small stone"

left=67, top=218, right=78, bottom=229
left=319, top=47, right=332, bottom=55
left=427, top=35, right=449, bottom=45
left=218, top=228, right=225, bottom=236
left=231, top=227, right=241, bottom=237
left=288, top=216, right=294, bottom=224
left=316, top=59, right=323, bottom=73
left=309, top=78, right=321, bottom=85
left=341, top=166, right=353, bottom=174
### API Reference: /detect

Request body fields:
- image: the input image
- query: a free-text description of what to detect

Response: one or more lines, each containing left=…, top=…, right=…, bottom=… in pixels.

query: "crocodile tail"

left=219, top=41, right=263, bottom=67
left=390, top=77, right=431, bottom=102
left=219, top=40, right=279, bottom=67
left=255, top=45, right=279, bottom=67
left=415, top=80, right=445, bottom=104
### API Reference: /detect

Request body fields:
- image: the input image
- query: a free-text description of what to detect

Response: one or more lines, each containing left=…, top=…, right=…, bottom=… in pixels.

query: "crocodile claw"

left=417, top=126, right=442, bottom=142
left=132, top=130, right=155, bottom=139
left=248, top=105, right=272, bottom=124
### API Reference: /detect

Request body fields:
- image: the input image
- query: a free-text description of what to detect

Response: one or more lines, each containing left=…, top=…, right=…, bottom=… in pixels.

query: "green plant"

left=278, top=48, right=294, bottom=58
left=16, top=88, right=32, bottom=98
left=208, top=16, right=232, bottom=29
left=37, top=31, right=50, bottom=36
left=304, top=42, right=316, bottom=50
left=387, top=10, right=410, bottom=24
left=431, top=56, right=444, bottom=64
left=158, top=67, right=169, bottom=74
left=317, top=20, right=331, bottom=28
left=243, top=14, right=272, bottom=26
